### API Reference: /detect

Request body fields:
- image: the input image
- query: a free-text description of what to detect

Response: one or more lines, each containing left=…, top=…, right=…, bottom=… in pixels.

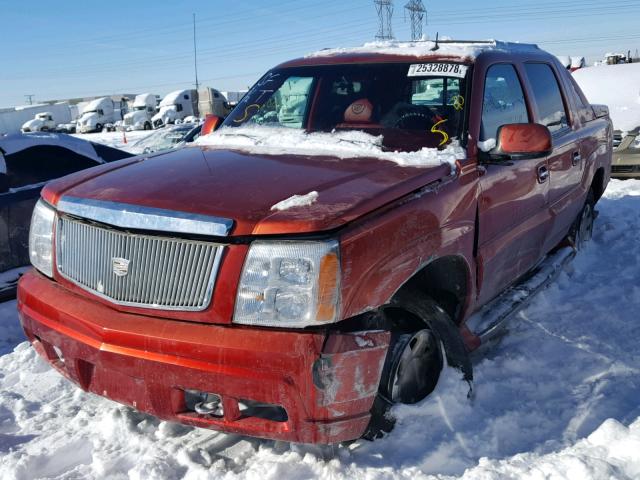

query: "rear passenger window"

left=524, top=63, right=569, bottom=133
left=481, top=64, right=529, bottom=141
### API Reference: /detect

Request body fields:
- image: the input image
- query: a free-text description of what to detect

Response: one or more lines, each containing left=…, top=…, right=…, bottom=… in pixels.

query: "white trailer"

left=0, top=103, right=72, bottom=135
left=123, top=93, right=157, bottom=131
left=76, top=97, right=116, bottom=133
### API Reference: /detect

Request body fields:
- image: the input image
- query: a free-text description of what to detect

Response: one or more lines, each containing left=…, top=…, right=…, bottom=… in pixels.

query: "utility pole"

left=404, top=0, right=426, bottom=41
left=193, top=13, right=199, bottom=91
left=24, top=94, right=35, bottom=105
left=374, top=0, right=394, bottom=41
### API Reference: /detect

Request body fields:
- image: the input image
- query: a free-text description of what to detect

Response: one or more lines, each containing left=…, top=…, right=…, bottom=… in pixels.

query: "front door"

left=475, top=63, right=551, bottom=304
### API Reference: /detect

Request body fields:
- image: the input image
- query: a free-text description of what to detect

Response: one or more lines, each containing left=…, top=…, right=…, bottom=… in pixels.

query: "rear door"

left=476, top=63, right=551, bottom=304
left=523, top=63, right=583, bottom=245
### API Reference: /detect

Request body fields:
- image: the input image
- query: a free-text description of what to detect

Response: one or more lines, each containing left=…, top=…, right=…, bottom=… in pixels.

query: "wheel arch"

left=591, top=166, right=606, bottom=202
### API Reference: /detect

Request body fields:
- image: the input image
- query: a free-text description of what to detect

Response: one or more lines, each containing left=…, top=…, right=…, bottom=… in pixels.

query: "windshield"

left=223, top=62, right=469, bottom=151
left=132, top=127, right=191, bottom=152
left=134, top=106, right=146, bottom=111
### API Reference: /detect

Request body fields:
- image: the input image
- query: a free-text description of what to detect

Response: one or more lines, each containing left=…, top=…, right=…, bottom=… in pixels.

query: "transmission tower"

left=404, top=0, right=426, bottom=41
left=374, top=0, right=394, bottom=41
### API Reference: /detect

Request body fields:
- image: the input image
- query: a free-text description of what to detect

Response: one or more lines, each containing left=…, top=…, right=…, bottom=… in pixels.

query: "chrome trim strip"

left=57, top=196, right=233, bottom=237
left=56, top=215, right=225, bottom=312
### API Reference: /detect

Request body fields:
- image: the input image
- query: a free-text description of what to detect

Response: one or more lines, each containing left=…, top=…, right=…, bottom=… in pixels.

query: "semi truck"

left=152, top=88, right=230, bottom=128
left=20, top=112, right=56, bottom=132
left=76, top=97, right=117, bottom=133
left=122, top=93, right=157, bottom=131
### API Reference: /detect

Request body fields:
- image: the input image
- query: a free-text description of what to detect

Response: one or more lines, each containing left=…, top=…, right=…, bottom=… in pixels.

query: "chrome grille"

left=56, top=216, right=224, bottom=310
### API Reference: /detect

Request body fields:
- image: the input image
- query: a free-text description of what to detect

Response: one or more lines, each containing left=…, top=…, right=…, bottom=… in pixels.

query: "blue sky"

left=1, top=0, right=639, bottom=108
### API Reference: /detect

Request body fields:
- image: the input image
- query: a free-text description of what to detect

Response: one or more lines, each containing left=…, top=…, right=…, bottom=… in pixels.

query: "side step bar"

left=467, top=247, right=576, bottom=344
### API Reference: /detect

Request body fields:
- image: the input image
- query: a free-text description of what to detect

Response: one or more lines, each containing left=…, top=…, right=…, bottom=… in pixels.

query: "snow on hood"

left=573, top=63, right=640, bottom=132
left=196, top=126, right=466, bottom=170
left=270, top=191, right=318, bottom=211
left=0, top=133, right=101, bottom=162
left=306, top=39, right=540, bottom=60
left=21, top=118, right=43, bottom=129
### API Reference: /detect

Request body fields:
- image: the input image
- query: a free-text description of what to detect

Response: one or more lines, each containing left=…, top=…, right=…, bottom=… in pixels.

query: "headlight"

left=233, top=240, right=340, bottom=328
left=29, top=199, right=56, bottom=277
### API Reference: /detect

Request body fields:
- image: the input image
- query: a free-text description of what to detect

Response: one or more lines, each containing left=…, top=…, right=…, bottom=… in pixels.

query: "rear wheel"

left=570, top=190, right=595, bottom=250
left=144, top=122, right=151, bottom=130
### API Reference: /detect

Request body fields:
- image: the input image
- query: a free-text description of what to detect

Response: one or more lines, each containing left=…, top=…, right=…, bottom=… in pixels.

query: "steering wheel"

left=394, top=111, right=432, bottom=129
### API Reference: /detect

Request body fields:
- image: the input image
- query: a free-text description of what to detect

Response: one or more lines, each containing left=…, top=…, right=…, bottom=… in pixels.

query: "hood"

left=152, top=106, right=177, bottom=121
left=22, top=118, right=43, bottom=129
left=124, top=110, right=149, bottom=122
left=45, top=146, right=452, bottom=236
left=79, top=112, right=99, bottom=125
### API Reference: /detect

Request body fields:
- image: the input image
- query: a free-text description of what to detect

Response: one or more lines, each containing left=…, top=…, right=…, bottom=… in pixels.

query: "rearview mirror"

left=201, top=114, right=223, bottom=136
left=482, top=123, right=552, bottom=162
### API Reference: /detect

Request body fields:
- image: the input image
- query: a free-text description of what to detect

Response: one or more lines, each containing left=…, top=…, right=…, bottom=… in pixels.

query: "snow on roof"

left=160, top=90, right=190, bottom=107
left=83, top=97, right=110, bottom=112
left=573, top=63, right=640, bottom=132
left=306, top=39, right=540, bottom=60
left=196, top=125, right=465, bottom=170
left=0, top=132, right=102, bottom=162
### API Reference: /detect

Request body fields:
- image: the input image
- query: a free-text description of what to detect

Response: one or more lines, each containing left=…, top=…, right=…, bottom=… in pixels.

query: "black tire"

left=364, top=307, right=444, bottom=440
left=569, top=190, right=595, bottom=250
left=144, top=122, right=151, bottom=130
left=95, top=123, right=103, bottom=132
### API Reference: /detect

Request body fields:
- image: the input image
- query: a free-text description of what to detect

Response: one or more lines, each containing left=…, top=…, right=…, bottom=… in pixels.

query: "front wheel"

left=364, top=312, right=443, bottom=440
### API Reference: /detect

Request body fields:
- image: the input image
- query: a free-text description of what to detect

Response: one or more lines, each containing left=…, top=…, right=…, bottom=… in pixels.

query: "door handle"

left=537, top=165, right=549, bottom=183
left=572, top=151, right=582, bottom=166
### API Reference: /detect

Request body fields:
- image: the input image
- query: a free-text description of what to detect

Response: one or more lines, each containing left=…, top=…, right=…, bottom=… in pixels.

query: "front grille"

left=56, top=216, right=223, bottom=310
left=123, top=116, right=134, bottom=126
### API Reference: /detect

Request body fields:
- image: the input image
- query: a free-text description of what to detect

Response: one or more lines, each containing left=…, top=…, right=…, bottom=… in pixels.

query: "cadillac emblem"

left=112, top=257, right=130, bottom=277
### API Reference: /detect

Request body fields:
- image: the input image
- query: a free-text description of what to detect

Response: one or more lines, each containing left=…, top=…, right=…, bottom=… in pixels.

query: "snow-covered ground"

left=1, top=179, right=639, bottom=479
left=70, top=130, right=153, bottom=150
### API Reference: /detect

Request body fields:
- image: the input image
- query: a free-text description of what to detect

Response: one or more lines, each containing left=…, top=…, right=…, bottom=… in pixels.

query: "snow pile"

left=271, top=191, right=318, bottom=211
left=573, top=63, right=640, bottom=132
left=197, top=126, right=466, bottom=169
left=1, top=180, right=640, bottom=478
left=306, top=40, right=540, bottom=60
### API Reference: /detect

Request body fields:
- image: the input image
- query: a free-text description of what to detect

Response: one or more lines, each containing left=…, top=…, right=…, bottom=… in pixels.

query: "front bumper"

left=18, top=271, right=389, bottom=444
left=611, top=151, right=640, bottom=178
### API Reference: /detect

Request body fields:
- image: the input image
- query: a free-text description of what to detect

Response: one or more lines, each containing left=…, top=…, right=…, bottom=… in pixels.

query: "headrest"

left=344, top=99, right=374, bottom=123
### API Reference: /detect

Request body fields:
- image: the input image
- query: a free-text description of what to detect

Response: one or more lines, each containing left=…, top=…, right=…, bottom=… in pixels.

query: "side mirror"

left=201, top=114, right=223, bottom=135
left=482, top=123, right=552, bottom=163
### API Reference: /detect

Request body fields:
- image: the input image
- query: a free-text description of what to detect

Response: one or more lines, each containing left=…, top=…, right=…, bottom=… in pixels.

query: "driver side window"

left=481, top=64, right=529, bottom=141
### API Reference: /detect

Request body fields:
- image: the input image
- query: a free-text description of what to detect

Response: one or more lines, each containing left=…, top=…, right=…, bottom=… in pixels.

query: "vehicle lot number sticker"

left=408, top=63, right=468, bottom=78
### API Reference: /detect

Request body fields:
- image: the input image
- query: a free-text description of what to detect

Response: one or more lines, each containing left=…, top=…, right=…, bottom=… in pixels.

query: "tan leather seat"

left=335, top=99, right=382, bottom=129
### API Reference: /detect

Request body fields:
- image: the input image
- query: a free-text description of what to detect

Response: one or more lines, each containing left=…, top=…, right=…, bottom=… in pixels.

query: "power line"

left=375, top=0, right=394, bottom=40
left=404, top=0, right=426, bottom=41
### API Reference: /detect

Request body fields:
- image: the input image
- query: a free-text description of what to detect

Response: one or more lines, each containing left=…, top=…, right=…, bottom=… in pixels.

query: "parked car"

left=18, top=40, right=611, bottom=445
left=610, top=130, right=640, bottom=178
left=573, top=62, right=640, bottom=177
left=55, top=122, right=77, bottom=134
left=1, top=133, right=133, bottom=276
left=124, top=123, right=201, bottom=155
